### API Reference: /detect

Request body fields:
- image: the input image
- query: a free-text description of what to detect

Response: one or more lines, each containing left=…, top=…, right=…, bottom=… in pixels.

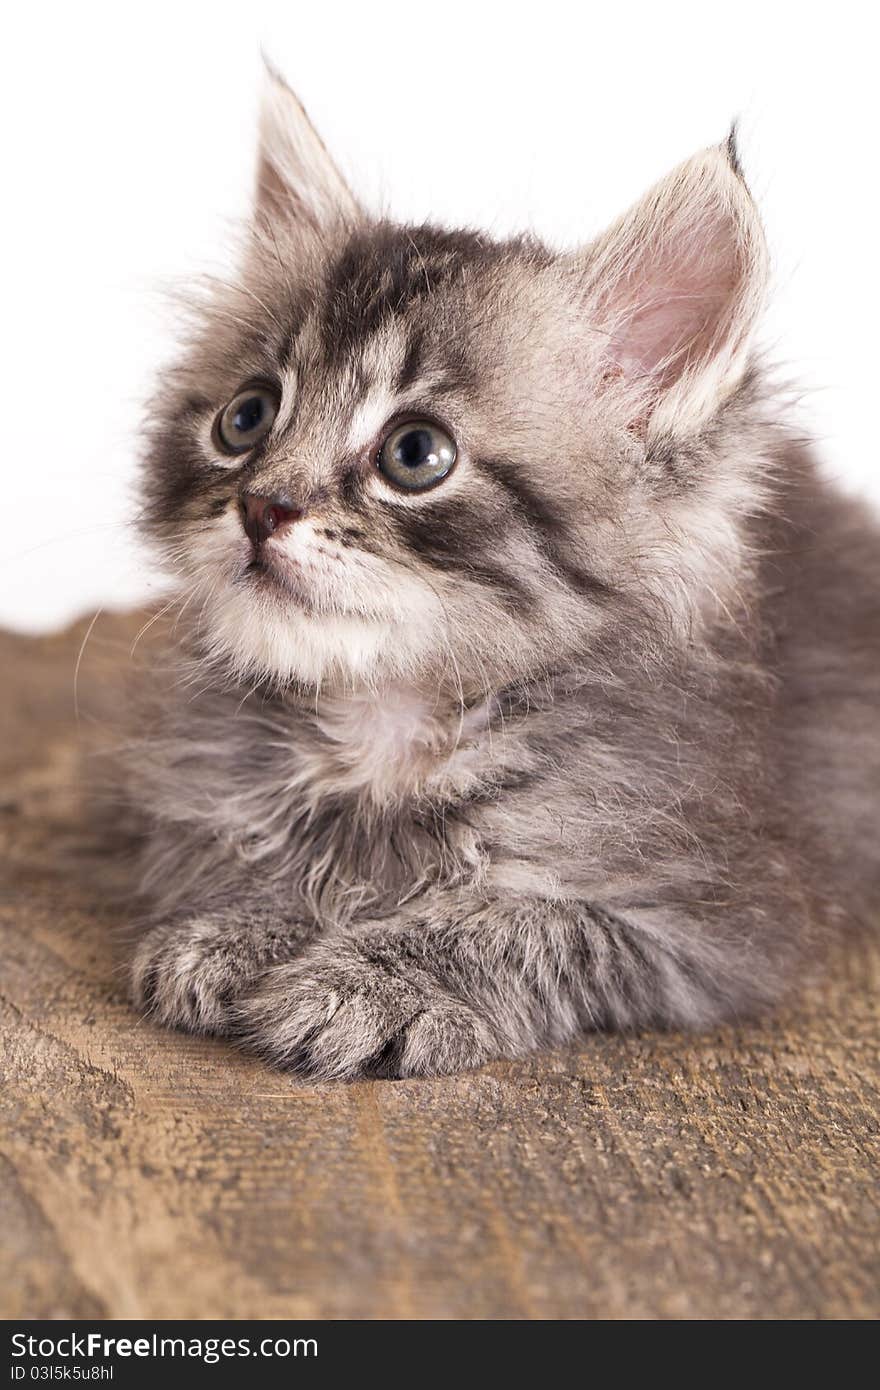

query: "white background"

left=1, top=0, right=876, bottom=632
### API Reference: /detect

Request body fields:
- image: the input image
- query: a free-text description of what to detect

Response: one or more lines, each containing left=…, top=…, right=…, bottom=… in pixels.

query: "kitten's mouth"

left=234, top=541, right=384, bottom=623
left=242, top=553, right=316, bottom=608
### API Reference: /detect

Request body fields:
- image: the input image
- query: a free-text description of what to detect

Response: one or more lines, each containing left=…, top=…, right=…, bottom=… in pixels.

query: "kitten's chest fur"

left=303, top=685, right=500, bottom=804
left=136, top=677, right=519, bottom=924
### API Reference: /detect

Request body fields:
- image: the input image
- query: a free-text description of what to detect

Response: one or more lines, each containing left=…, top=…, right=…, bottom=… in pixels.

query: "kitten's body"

left=125, top=78, right=879, bottom=1077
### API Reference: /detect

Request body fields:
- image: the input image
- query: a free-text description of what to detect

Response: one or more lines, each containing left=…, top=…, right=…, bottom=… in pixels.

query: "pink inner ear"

left=608, top=213, right=744, bottom=391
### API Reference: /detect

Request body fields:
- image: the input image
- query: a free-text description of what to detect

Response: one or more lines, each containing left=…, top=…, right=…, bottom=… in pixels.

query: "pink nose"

left=240, top=492, right=302, bottom=546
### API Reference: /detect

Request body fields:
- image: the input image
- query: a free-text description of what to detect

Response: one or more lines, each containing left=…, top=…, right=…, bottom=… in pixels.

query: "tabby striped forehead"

left=299, top=225, right=522, bottom=387
left=313, top=223, right=502, bottom=378
left=243, top=223, right=513, bottom=475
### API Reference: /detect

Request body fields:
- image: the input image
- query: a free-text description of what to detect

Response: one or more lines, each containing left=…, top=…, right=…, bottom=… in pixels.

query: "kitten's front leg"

left=235, top=893, right=702, bottom=1079
left=131, top=904, right=317, bottom=1037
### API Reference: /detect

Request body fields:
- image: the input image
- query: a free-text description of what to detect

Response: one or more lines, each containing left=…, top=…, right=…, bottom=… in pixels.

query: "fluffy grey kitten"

left=126, top=70, right=879, bottom=1079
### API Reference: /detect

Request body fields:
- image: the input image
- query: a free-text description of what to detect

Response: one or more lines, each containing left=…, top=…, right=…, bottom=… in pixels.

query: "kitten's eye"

left=214, top=385, right=279, bottom=455
left=377, top=420, right=457, bottom=491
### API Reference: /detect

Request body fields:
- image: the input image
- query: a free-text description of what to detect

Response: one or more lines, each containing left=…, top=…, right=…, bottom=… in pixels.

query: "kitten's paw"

left=131, top=915, right=299, bottom=1035
left=237, top=939, right=501, bottom=1079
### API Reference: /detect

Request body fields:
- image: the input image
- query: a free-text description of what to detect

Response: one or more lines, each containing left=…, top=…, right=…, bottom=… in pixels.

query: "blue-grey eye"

left=377, top=420, right=457, bottom=491
left=215, top=385, right=279, bottom=455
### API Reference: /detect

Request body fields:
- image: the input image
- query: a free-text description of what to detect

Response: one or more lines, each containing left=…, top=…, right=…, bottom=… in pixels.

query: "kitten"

left=126, top=69, right=879, bottom=1079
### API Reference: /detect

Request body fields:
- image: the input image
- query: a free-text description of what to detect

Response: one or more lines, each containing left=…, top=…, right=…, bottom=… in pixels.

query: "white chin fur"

left=182, top=512, right=443, bottom=688
left=204, top=585, right=439, bottom=688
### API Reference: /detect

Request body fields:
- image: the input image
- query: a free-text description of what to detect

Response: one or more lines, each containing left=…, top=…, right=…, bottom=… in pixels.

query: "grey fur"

left=122, top=71, right=879, bottom=1078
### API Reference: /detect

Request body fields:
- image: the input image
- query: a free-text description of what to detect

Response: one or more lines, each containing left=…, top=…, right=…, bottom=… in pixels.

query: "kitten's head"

left=143, top=70, right=769, bottom=694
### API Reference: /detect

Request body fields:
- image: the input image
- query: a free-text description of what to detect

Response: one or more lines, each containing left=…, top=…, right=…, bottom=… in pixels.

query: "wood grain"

left=1, top=613, right=877, bottom=1320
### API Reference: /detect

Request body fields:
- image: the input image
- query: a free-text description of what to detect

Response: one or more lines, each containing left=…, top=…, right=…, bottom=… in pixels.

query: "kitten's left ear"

left=255, top=63, right=362, bottom=235
left=577, top=132, right=768, bottom=438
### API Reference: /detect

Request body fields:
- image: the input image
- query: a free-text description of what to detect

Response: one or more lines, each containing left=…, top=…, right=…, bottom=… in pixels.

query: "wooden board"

left=1, top=613, right=878, bottom=1320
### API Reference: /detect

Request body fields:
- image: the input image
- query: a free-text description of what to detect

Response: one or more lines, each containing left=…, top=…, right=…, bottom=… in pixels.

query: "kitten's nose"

left=240, top=492, right=303, bottom=547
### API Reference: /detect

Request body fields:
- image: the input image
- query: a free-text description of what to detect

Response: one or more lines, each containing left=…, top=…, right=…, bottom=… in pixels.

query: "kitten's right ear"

left=255, top=63, right=362, bottom=236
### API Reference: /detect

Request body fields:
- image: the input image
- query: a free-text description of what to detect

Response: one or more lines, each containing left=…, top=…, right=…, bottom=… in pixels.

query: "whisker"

left=129, top=593, right=186, bottom=658
left=73, top=608, right=105, bottom=725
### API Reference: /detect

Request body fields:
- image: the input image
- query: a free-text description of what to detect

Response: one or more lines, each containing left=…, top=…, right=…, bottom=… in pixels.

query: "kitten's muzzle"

left=240, top=491, right=303, bottom=547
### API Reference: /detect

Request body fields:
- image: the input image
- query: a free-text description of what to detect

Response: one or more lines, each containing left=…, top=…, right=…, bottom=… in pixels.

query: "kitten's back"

left=768, top=449, right=880, bottom=920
